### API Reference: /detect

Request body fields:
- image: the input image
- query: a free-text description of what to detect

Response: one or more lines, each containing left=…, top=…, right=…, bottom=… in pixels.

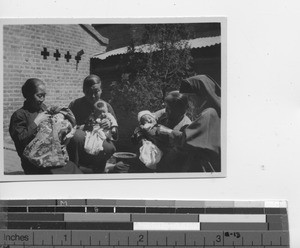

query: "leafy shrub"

left=110, top=24, right=195, bottom=116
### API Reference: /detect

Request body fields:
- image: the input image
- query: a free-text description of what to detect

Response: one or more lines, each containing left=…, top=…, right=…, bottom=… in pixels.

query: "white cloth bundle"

left=84, top=128, right=107, bottom=155
left=139, top=139, right=163, bottom=170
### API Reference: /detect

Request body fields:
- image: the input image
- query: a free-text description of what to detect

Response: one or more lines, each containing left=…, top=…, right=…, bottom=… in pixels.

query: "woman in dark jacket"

left=158, top=75, right=221, bottom=172
left=9, top=78, right=82, bottom=175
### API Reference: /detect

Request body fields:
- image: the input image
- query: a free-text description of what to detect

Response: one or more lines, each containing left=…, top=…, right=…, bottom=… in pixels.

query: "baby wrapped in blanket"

left=83, top=100, right=118, bottom=155
left=23, top=106, right=76, bottom=168
left=133, top=110, right=163, bottom=170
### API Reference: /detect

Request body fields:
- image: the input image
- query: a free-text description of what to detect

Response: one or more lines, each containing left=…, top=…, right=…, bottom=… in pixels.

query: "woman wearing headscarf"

left=157, top=75, right=221, bottom=173
left=9, top=78, right=82, bottom=175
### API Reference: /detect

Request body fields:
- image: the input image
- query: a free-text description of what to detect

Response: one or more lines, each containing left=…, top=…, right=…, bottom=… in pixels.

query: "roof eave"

left=80, top=24, right=109, bottom=46
left=92, top=36, right=221, bottom=60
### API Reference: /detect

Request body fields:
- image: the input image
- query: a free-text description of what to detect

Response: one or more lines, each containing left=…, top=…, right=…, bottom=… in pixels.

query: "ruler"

left=0, top=199, right=289, bottom=247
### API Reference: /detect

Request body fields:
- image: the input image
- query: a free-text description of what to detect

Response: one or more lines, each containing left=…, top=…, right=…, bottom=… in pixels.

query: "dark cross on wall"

left=53, top=49, right=61, bottom=61
left=75, top=54, right=81, bottom=63
left=75, top=49, right=84, bottom=70
left=40, top=49, right=84, bottom=70
left=64, top=51, right=72, bottom=62
left=41, top=48, right=50, bottom=59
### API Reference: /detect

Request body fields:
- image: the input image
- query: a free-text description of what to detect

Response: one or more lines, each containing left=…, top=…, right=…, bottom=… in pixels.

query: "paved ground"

left=3, top=144, right=24, bottom=175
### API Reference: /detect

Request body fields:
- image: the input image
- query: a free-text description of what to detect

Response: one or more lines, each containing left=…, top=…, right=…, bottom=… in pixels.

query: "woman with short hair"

left=67, top=74, right=117, bottom=173
left=130, top=91, right=192, bottom=172
left=9, top=78, right=82, bottom=175
left=155, top=90, right=191, bottom=131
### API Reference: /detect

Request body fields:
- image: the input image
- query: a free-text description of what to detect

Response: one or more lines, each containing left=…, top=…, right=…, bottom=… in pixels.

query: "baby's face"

left=52, top=113, right=64, bottom=123
left=140, top=114, right=156, bottom=125
left=95, top=107, right=107, bottom=119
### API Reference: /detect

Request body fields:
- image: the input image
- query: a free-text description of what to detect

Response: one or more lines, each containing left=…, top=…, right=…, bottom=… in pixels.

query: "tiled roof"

left=92, top=36, right=221, bottom=60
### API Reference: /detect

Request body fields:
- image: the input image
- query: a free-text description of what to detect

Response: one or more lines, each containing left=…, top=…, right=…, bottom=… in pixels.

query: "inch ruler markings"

left=0, top=199, right=289, bottom=247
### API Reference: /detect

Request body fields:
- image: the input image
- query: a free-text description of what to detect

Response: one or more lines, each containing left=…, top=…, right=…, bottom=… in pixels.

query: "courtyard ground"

left=3, top=143, right=24, bottom=175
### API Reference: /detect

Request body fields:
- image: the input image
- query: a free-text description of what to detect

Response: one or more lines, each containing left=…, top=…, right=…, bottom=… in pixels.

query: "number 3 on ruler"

left=216, top=235, right=222, bottom=242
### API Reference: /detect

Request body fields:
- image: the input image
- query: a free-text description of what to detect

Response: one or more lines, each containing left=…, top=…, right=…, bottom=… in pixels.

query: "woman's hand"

left=34, top=112, right=50, bottom=126
left=62, top=126, right=76, bottom=145
left=157, top=125, right=173, bottom=135
left=99, top=118, right=111, bottom=129
left=78, top=125, right=85, bottom=130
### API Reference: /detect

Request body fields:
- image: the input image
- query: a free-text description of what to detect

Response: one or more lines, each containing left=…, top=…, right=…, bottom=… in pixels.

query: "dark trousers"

left=21, top=160, right=82, bottom=175
left=157, top=147, right=220, bottom=173
left=67, top=129, right=116, bottom=173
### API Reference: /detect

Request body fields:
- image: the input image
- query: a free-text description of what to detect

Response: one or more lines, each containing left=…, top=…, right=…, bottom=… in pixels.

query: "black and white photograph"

left=1, top=1, right=300, bottom=246
left=1, top=19, right=226, bottom=180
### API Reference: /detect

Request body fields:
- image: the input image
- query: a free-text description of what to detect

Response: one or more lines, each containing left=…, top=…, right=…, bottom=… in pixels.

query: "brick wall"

left=3, top=24, right=106, bottom=143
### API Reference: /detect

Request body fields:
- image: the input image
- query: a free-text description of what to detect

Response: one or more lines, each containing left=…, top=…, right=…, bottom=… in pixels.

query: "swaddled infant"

left=83, top=100, right=118, bottom=155
left=84, top=100, right=118, bottom=140
left=132, top=110, right=164, bottom=170
left=23, top=106, right=76, bottom=168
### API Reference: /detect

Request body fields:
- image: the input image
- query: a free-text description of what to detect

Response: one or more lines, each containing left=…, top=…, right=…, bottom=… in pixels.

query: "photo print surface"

left=1, top=19, right=226, bottom=181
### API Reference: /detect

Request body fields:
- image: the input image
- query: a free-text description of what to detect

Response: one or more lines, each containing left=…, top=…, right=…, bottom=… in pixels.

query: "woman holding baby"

left=10, top=75, right=117, bottom=174
left=67, top=75, right=118, bottom=173
left=135, top=75, right=221, bottom=173
left=157, top=75, right=221, bottom=173
left=131, top=91, right=192, bottom=172
left=9, top=78, right=82, bottom=175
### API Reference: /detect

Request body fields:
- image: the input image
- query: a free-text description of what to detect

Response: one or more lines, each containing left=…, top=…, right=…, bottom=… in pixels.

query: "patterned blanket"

left=23, top=107, right=76, bottom=168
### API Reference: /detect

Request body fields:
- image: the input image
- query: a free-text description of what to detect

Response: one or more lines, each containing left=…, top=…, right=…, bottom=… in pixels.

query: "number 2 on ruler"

left=138, top=234, right=144, bottom=243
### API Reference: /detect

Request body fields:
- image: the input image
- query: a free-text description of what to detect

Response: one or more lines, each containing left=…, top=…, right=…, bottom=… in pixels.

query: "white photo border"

left=0, top=17, right=227, bottom=182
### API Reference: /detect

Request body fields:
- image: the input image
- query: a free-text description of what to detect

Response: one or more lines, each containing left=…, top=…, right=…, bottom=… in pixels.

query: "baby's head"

left=138, top=110, right=157, bottom=126
left=94, top=100, right=108, bottom=119
left=52, top=113, right=65, bottom=123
